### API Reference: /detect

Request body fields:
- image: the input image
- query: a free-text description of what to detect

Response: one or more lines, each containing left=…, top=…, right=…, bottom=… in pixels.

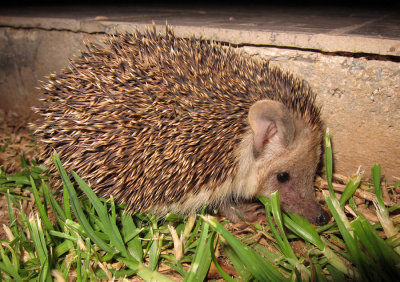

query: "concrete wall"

left=0, top=28, right=103, bottom=114
left=0, top=14, right=399, bottom=180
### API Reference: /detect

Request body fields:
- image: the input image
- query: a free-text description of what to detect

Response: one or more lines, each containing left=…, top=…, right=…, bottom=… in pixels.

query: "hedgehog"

left=32, top=25, right=330, bottom=226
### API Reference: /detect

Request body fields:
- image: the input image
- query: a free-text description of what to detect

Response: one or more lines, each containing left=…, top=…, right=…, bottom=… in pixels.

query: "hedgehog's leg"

left=220, top=201, right=266, bottom=224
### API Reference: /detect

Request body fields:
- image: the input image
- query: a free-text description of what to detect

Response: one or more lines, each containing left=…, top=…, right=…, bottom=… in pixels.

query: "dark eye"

left=277, top=172, right=290, bottom=183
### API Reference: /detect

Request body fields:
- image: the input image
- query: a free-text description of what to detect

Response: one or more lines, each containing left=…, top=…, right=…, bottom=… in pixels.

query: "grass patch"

left=0, top=132, right=399, bottom=281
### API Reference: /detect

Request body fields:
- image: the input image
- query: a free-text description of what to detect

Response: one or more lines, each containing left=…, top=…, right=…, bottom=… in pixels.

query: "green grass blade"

left=261, top=194, right=297, bottom=260
left=283, top=212, right=324, bottom=250
left=41, top=180, right=66, bottom=227
left=370, top=165, right=399, bottom=244
left=149, top=230, right=162, bottom=271
left=324, top=194, right=362, bottom=280
left=52, top=153, right=114, bottom=254
left=325, top=131, right=334, bottom=194
left=62, top=183, right=72, bottom=221
left=118, top=257, right=174, bottom=282
left=6, top=191, right=18, bottom=236
left=0, top=244, right=23, bottom=281
left=352, top=217, right=400, bottom=279
left=76, top=244, right=82, bottom=281
left=83, top=237, right=92, bottom=282
left=184, top=218, right=212, bottom=282
left=209, top=233, right=235, bottom=282
left=19, top=154, right=28, bottom=169
left=339, top=172, right=362, bottom=207
left=30, top=176, right=54, bottom=232
left=72, top=171, right=128, bottom=258
left=310, top=254, right=327, bottom=282
left=222, top=243, right=253, bottom=281
left=372, top=165, right=384, bottom=208
left=0, top=138, right=9, bottom=152
left=28, top=216, right=51, bottom=282
left=28, top=216, right=48, bottom=265
left=326, top=264, right=346, bottom=282
left=6, top=175, right=30, bottom=185
left=204, top=215, right=288, bottom=282
left=121, top=212, right=143, bottom=262
left=322, top=246, right=358, bottom=278
left=53, top=239, right=74, bottom=258
left=191, top=236, right=212, bottom=282
left=137, top=264, right=174, bottom=282
left=0, top=261, right=21, bottom=281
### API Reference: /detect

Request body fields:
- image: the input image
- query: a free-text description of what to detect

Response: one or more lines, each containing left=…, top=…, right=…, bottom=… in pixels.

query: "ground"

left=0, top=109, right=38, bottom=239
left=1, top=108, right=399, bottom=280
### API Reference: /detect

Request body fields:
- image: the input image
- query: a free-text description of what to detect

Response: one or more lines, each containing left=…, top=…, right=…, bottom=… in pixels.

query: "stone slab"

left=0, top=4, right=399, bottom=56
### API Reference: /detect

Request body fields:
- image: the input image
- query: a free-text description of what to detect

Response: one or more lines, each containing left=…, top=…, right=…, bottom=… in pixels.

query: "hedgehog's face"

left=248, top=100, right=330, bottom=226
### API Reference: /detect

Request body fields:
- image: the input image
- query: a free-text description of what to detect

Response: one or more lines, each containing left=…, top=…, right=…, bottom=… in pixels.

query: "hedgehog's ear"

left=248, top=100, right=295, bottom=154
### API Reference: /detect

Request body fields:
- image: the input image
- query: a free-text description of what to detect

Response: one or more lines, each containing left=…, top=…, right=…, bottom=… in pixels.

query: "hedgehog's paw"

left=220, top=201, right=266, bottom=224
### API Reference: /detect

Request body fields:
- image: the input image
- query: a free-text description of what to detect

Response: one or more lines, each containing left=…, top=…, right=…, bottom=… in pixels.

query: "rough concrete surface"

left=0, top=28, right=103, bottom=114
left=0, top=4, right=399, bottom=179
left=0, top=5, right=399, bottom=55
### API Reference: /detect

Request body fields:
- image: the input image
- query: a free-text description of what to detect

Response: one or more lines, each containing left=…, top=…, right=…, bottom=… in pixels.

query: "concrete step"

left=1, top=4, right=399, bottom=56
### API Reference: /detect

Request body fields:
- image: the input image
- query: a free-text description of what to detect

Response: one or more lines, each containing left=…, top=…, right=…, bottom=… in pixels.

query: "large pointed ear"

left=248, top=100, right=295, bottom=154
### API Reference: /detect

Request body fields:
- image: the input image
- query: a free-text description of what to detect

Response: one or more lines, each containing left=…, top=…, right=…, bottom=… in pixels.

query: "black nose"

left=315, top=209, right=330, bottom=226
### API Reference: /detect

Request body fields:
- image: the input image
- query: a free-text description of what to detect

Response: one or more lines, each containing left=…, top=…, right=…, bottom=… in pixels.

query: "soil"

left=0, top=109, right=39, bottom=239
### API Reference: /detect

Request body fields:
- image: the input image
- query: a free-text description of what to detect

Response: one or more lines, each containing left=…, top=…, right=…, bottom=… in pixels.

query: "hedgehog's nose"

left=315, top=209, right=330, bottom=226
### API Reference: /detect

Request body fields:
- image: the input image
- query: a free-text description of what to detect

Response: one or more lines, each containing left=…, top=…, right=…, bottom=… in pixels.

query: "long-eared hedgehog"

left=32, top=25, right=330, bottom=225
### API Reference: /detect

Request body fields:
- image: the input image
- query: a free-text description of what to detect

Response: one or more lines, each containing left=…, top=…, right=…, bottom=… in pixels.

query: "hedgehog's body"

left=33, top=26, right=330, bottom=225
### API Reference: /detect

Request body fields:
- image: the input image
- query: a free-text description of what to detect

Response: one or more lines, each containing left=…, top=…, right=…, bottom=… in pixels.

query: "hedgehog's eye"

left=277, top=172, right=290, bottom=183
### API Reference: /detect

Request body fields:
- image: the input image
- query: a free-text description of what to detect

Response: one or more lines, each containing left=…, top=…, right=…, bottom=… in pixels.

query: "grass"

left=0, top=132, right=399, bottom=281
